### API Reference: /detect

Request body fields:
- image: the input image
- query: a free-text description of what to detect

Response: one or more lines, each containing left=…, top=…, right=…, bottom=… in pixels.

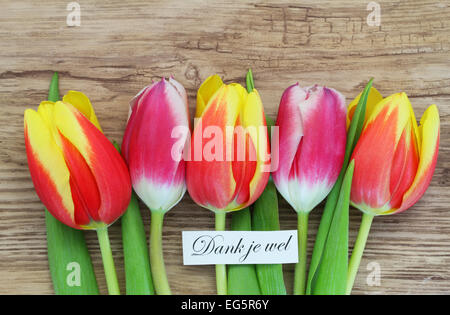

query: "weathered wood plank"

left=0, top=0, right=449, bottom=294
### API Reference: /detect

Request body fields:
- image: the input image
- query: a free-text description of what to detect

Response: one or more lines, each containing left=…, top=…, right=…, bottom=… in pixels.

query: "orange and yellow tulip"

left=350, top=92, right=439, bottom=215
left=186, top=74, right=270, bottom=295
left=186, top=75, right=270, bottom=212
left=346, top=89, right=439, bottom=294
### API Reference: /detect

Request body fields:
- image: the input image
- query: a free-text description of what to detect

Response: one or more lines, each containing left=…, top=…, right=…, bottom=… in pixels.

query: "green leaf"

left=45, top=72, right=99, bottom=295
left=227, top=208, right=261, bottom=295
left=48, top=72, right=60, bottom=102
left=266, top=116, right=275, bottom=141
left=306, top=78, right=373, bottom=295
left=344, top=78, right=374, bottom=163
left=46, top=212, right=99, bottom=294
left=252, top=181, right=287, bottom=295
left=121, top=192, right=155, bottom=295
left=112, top=142, right=155, bottom=295
left=309, top=161, right=354, bottom=294
left=246, top=69, right=255, bottom=93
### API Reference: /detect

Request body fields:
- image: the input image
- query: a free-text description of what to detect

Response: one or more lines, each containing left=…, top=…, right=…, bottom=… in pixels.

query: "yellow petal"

left=240, top=89, right=270, bottom=198
left=24, top=108, right=74, bottom=220
left=63, top=91, right=102, bottom=132
left=346, top=86, right=383, bottom=129
left=196, top=75, right=224, bottom=118
left=398, top=104, right=440, bottom=212
left=365, top=92, right=413, bottom=146
left=229, top=83, right=248, bottom=106
left=36, top=101, right=61, bottom=146
left=408, top=101, right=421, bottom=153
left=415, top=104, right=440, bottom=181
left=191, top=85, right=242, bottom=209
left=53, top=101, right=92, bottom=163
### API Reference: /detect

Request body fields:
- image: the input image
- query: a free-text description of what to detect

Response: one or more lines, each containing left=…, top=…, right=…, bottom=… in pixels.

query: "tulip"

left=346, top=92, right=440, bottom=294
left=186, top=74, right=270, bottom=294
left=122, top=77, right=190, bottom=295
left=272, top=84, right=347, bottom=294
left=44, top=73, right=99, bottom=295
left=24, top=91, right=132, bottom=294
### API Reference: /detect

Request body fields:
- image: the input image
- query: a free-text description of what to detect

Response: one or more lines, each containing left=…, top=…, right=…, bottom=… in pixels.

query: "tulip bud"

left=272, top=84, right=347, bottom=214
left=122, top=77, right=189, bottom=213
left=350, top=92, right=440, bottom=215
left=24, top=95, right=131, bottom=230
left=186, top=75, right=270, bottom=213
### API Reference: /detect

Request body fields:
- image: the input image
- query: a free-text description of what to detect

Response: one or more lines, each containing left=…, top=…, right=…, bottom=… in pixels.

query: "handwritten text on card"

left=182, top=230, right=298, bottom=265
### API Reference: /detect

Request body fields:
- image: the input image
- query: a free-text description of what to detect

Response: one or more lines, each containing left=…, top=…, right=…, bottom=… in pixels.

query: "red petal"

left=388, top=128, right=419, bottom=209
left=24, top=127, right=78, bottom=228
left=231, top=126, right=257, bottom=205
left=60, top=132, right=101, bottom=224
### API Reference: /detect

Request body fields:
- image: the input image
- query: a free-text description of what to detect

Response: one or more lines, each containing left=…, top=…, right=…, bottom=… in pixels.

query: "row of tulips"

left=24, top=71, right=439, bottom=295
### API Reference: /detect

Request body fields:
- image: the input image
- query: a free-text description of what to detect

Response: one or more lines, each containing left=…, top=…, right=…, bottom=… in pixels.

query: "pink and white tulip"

left=272, top=83, right=347, bottom=295
left=272, top=84, right=347, bottom=213
left=121, top=77, right=189, bottom=295
left=122, top=78, right=189, bottom=212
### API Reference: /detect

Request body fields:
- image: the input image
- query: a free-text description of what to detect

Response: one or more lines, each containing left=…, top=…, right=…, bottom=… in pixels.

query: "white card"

left=182, top=230, right=298, bottom=265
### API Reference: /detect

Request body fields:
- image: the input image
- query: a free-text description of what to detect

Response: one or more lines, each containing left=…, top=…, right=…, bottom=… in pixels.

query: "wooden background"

left=0, top=0, right=449, bottom=294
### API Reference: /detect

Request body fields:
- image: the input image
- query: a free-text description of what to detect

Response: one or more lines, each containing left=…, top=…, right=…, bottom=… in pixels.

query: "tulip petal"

left=196, top=75, right=224, bottom=118
left=386, top=124, right=419, bottom=209
left=187, top=85, right=242, bottom=211
left=394, top=105, right=440, bottom=213
left=290, top=86, right=346, bottom=212
left=238, top=89, right=270, bottom=207
left=122, top=86, right=153, bottom=161
left=230, top=130, right=258, bottom=207
left=63, top=91, right=102, bottom=131
left=59, top=133, right=101, bottom=224
left=272, top=84, right=304, bottom=208
left=53, top=101, right=131, bottom=224
left=169, top=77, right=190, bottom=128
left=24, top=108, right=75, bottom=228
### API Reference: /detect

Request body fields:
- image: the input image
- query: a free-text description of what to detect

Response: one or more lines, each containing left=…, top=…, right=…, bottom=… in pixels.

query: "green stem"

left=346, top=213, right=374, bottom=295
left=294, top=212, right=308, bottom=295
left=215, top=211, right=227, bottom=295
left=150, top=211, right=171, bottom=295
left=96, top=227, right=120, bottom=295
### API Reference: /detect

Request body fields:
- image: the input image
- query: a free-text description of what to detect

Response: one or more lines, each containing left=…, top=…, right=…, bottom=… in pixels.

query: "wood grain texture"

left=0, top=0, right=449, bottom=294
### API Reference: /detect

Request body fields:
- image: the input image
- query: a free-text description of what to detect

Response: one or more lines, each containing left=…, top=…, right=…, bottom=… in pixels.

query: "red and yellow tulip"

left=350, top=92, right=440, bottom=215
left=25, top=90, right=131, bottom=294
left=186, top=75, right=270, bottom=213
left=24, top=91, right=131, bottom=230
